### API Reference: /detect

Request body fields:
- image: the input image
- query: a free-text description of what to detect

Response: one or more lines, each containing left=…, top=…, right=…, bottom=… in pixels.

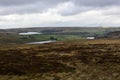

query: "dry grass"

left=0, top=39, right=120, bottom=80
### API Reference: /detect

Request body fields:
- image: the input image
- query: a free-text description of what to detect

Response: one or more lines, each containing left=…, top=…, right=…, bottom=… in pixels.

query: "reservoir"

left=19, top=32, right=42, bottom=35
left=27, top=40, right=56, bottom=44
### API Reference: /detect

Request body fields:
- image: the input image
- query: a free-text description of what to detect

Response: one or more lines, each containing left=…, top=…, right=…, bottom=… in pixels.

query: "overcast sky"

left=0, top=0, right=120, bottom=29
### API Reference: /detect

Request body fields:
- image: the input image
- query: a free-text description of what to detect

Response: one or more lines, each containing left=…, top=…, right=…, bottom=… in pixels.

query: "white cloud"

left=0, top=1, right=120, bottom=29
left=46, top=1, right=92, bottom=16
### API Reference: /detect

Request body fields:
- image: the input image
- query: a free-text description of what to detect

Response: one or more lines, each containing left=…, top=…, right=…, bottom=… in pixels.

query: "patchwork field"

left=0, top=27, right=120, bottom=44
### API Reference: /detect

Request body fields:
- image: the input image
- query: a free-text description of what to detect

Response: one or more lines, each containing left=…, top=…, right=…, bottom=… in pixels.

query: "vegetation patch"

left=0, top=39, right=120, bottom=80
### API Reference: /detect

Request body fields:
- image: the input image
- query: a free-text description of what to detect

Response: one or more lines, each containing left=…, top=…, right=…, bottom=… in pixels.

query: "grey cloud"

left=58, top=0, right=120, bottom=16
left=96, top=6, right=120, bottom=17
left=0, top=0, right=68, bottom=6
left=58, top=6, right=92, bottom=16
left=0, top=0, right=40, bottom=6
left=0, top=0, right=120, bottom=16
left=0, top=0, right=69, bottom=15
left=72, top=0, right=120, bottom=7
left=0, top=0, right=119, bottom=7
left=0, top=2, right=47, bottom=15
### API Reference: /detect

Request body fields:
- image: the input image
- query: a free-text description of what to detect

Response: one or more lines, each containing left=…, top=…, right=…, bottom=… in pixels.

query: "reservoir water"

left=19, top=32, right=42, bottom=35
left=27, top=40, right=56, bottom=44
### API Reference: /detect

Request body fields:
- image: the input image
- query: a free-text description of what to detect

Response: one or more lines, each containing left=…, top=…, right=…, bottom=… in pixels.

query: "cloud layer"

left=0, top=0, right=120, bottom=29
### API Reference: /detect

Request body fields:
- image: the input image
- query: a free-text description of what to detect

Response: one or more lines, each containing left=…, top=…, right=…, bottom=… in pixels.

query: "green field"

left=0, top=27, right=120, bottom=44
left=0, top=34, right=84, bottom=44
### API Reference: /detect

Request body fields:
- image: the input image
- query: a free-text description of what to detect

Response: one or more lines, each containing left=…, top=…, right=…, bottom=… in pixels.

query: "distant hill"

left=2, top=27, right=120, bottom=34
left=105, top=31, right=120, bottom=39
left=0, top=27, right=120, bottom=44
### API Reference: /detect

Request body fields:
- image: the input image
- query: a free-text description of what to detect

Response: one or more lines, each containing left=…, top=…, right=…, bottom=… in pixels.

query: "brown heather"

left=0, top=39, right=120, bottom=80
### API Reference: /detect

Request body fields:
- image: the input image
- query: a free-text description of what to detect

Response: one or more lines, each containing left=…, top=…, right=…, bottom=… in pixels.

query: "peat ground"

left=0, top=39, right=120, bottom=80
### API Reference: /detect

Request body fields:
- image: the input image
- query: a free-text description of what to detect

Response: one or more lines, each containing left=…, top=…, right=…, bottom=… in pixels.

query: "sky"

left=0, top=0, right=120, bottom=29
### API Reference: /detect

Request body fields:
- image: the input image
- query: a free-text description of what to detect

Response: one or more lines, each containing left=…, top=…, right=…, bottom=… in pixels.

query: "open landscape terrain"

left=0, top=27, right=120, bottom=44
left=0, top=27, right=120, bottom=80
left=1, top=0, right=120, bottom=80
left=0, top=39, right=120, bottom=80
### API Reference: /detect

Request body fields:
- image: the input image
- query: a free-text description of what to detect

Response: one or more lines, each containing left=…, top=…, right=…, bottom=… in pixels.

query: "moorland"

left=0, top=27, right=120, bottom=80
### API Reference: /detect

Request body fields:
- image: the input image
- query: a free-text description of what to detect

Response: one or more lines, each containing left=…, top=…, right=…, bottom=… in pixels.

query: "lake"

left=27, top=40, right=56, bottom=44
left=19, top=32, right=42, bottom=35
